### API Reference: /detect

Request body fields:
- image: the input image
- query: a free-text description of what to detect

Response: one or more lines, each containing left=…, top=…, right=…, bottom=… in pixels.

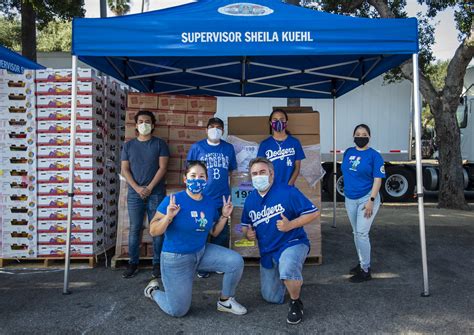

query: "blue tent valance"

left=0, top=45, right=45, bottom=74
left=72, top=0, right=418, bottom=98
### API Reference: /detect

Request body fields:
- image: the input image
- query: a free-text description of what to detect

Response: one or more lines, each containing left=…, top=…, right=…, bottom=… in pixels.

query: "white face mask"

left=137, top=123, right=152, bottom=136
left=207, top=128, right=223, bottom=142
left=252, top=175, right=270, bottom=192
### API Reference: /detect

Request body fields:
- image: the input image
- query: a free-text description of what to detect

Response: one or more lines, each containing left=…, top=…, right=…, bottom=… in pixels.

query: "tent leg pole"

left=332, top=96, right=337, bottom=228
left=63, top=55, right=78, bottom=295
left=412, top=53, right=430, bottom=297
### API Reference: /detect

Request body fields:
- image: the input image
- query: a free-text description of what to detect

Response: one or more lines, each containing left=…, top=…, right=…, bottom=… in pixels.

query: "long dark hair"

left=353, top=124, right=371, bottom=136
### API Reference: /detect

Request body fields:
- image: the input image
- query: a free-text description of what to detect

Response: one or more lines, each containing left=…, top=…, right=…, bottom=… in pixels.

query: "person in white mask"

left=121, top=110, right=170, bottom=279
left=186, top=117, right=237, bottom=279
left=241, top=157, right=319, bottom=325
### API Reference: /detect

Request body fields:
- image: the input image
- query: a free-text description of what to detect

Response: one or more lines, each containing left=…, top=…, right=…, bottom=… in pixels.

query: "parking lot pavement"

left=1, top=204, right=473, bottom=334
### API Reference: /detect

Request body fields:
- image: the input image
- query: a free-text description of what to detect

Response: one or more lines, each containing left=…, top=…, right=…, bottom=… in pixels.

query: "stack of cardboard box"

left=35, top=68, right=108, bottom=258
left=0, top=69, right=38, bottom=258
left=116, top=93, right=216, bottom=259
left=227, top=107, right=322, bottom=262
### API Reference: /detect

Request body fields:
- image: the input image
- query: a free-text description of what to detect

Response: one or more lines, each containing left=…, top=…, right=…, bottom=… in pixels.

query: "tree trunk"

left=432, top=102, right=470, bottom=210
left=21, top=1, right=36, bottom=62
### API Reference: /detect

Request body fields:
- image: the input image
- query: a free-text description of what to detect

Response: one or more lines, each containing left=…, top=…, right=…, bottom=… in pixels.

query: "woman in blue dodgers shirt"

left=341, top=124, right=385, bottom=283
left=241, top=157, right=319, bottom=325
left=187, top=117, right=237, bottom=278
left=143, top=161, right=247, bottom=317
left=257, top=109, right=305, bottom=185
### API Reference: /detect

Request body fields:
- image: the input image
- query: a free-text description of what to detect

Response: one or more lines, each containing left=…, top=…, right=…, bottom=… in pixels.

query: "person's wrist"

left=370, top=196, right=375, bottom=202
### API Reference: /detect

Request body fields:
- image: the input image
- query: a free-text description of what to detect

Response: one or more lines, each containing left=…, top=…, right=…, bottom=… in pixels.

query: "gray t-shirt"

left=121, top=136, right=170, bottom=195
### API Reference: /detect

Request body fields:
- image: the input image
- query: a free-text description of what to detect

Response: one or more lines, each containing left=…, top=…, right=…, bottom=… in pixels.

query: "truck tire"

left=382, top=166, right=415, bottom=202
left=325, top=167, right=345, bottom=202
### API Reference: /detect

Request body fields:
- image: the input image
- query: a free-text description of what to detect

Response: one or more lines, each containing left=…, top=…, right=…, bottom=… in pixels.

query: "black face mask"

left=354, top=136, right=369, bottom=148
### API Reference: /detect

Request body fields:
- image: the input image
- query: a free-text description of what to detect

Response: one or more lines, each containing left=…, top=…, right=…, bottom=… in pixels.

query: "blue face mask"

left=252, top=175, right=270, bottom=192
left=186, top=178, right=207, bottom=194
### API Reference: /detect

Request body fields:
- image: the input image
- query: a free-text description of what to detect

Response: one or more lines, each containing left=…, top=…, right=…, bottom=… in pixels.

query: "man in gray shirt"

left=121, top=110, right=169, bottom=278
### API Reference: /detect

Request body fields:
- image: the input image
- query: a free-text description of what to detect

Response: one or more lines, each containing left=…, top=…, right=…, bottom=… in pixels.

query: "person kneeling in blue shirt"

left=241, top=157, right=320, bottom=325
left=144, top=161, right=247, bottom=317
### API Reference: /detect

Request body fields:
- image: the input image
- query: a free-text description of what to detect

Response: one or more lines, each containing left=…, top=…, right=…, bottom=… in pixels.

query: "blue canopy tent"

left=0, top=44, right=44, bottom=73
left=67, top=0, right=428, bottom=296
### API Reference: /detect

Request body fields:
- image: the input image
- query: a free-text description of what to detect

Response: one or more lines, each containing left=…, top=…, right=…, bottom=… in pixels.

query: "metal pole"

left=63, top=55, right=78, bottom=295
left=332, top=95, right=337, bottom=228
left=412, top=54, right=430, bottom=297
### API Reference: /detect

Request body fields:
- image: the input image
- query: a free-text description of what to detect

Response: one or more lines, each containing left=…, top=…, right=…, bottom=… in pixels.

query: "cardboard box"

left=167, top=156, right=184, bottom=172
left=38, top=245, right=96, bottom=257
left=38, top=207, right=101, bottom=221
left=166, top=171, right=184, bottom=186
left=37, top=145, right=95, bottom=159
left=271, top=108, right=319, bottom=135
left=228, top=116, right=269, bottom=135
left=2, top=243, right=37, bottom=258
left=158, top=95, right=188, bottom=111
left=168, top=141, right=192, bottom=157
left=0, top=69, right=35, bottom=82
left=156, top=110, right=186, bottom=126
left=37, top=157, right=94, bottom=171
left=36, top=107, right=104, bottom=121
left=230, top=173, right=252, bottom=208
left=35, top=81, right=100, bottom=95
left=38, top=232, right=95, bottom=245
left=187, top=96, right=217, bottom=113
left=37, top=170, right=96, bottom=183
left=38, top=194, right=96, bottom=208
left=293, top=134, right=320, bottom=146
left=38, top=183, right=94, bottom=196
left=36, top=95, right=95, bottom=108
left=229, top=207, right=260, bottom=257
left=127, top=93, right=158, bottom=109
left=37, top=219, right=96, bottom=233
left=169, top=127, right=205, bottom=142
left=185, top=111, right=215, bottom=127
left=36, top=120, right=94, bottom=133
left=37, top=133, right=95, bottom=146
left=35, top=68, right=97, bottom=82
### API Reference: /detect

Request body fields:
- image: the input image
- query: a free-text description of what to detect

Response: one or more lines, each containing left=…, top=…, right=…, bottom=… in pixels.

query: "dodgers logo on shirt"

left=265, top=148, right=295, bottom=162
left=349, top=156, right=361, bottom=171
left=249, top=204, right=285, bottom=227
left=191, top=211, right=209, bottom=232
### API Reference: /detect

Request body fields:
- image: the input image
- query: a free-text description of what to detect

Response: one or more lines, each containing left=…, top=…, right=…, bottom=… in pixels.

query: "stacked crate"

left=114, top=93, right=216, bottom=261
left=227, top=109, right=323, bottom=262
left=35, top=68, right=107, bottom=258
left=0, top=69, right=38, bottom=258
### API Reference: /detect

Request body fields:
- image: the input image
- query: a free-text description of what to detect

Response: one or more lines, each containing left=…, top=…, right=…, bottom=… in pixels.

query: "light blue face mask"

left=186, top=178, right=207, bottom=194
left=252, top=175, right=270, bottom=192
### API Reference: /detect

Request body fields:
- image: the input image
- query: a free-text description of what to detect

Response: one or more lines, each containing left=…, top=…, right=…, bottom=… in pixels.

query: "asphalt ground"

left=1, top=203, right=473, bottom=334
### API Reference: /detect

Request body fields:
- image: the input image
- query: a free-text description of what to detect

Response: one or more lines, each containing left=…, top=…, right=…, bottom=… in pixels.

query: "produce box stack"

left=0, top=69, right=38, bottom=259
left=115, top=93, right=216, bottom=260
left=227, top=108, right=323, bottom=262
left=102, top=77, right=125, bottom=250
left=35, top=68, right=107, bottom=258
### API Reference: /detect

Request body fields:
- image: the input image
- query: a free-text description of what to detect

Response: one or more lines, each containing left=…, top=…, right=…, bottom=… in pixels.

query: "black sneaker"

left=287, top=299, right=304, bottom=325
left=197, top=271, right=210, bottom=278
left=122, top=263, right=138, bottom=278
left=349, top=268, right=372, bottom=283
left=152, top=264, right=161, bottom=279
left=350, top=264, right=361, bottom=275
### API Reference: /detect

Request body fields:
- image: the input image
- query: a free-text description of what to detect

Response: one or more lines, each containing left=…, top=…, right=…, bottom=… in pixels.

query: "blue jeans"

left=260, top=243, right=309, bottom=304
left=345, top=192, right=381, bottom=271
left=152, top=243, right=244, bottom=317
left=127, top=192, right=164, bottom=265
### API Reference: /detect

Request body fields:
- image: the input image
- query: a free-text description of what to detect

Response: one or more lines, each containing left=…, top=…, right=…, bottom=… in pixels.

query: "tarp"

left=0, top=44, right=45, bottom=74
left=72, top=0, right=418, bottom=98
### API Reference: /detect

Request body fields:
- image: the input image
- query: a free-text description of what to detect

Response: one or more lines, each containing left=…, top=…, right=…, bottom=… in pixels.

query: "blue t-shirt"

left=241, top=184, right=318, bottom=268
left=257, top=135, right=305, bottom=185
left=157, top=191, right=220, bottom=254
left=121, top=136, right=170, bottom=196
left=341, top=147, right=386, bottom=200
left=186, top=139, right=237, bottom=207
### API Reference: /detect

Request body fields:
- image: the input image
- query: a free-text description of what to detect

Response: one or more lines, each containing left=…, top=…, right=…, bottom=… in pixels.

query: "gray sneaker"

left=217, top=297, right=247, bottom=315
left=144, top=279, right=160, bottom=300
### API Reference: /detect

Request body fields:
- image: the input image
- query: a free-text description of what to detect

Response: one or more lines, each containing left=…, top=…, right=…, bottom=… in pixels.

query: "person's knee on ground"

left=261, top=285, right=285, bottom=304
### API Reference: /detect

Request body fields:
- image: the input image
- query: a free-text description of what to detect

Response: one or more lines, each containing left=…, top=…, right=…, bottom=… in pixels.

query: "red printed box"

left=36, top=120, right=94, bottom=133
left=158, top=95, right=188, bottom=111
left=37, top=133, right=95, bottom=146
left=37, top=220, right=96, bottom=233
left=36, top=95, right=95, bottom=108
left=38, top=182, right=95, bottom=196
left=35, top=68, right=97, bottom=82
left=36, top=107, right=104, bottom=121
left=37, top=157, right=95, bottom=171
left=37, top=170, right=96, bottom=184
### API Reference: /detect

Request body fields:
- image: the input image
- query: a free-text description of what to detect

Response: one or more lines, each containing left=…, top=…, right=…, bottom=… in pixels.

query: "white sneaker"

left=144, top=279, right=160, bottom=300
left=215, top=271, right=224, bottom=275
left=217, top=297, right=247, bottom=315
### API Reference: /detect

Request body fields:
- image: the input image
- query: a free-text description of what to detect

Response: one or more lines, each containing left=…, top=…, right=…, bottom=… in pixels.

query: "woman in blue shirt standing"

left=143, top=161, right=247, bottom=317
left=341, top=124, right=385, bottom=283
left=257, top=109, right=305, bottom=186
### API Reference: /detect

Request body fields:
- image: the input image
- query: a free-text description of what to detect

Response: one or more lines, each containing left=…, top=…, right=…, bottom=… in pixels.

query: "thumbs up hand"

left=246, top=225, right=257, bottom=241
left=276, top=213, right=292, bottom=232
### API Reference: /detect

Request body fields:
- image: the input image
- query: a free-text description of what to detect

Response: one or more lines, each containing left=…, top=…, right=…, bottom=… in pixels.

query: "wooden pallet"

left=111, top=255, right=322, bottom=269
left=0, top=256, right=96, bottom=268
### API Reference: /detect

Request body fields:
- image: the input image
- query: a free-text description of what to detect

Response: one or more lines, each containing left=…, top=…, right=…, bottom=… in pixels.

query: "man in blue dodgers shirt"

left=187, top=117, right=237, bottom=278
left=241, top=157, right=319, bottom=325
